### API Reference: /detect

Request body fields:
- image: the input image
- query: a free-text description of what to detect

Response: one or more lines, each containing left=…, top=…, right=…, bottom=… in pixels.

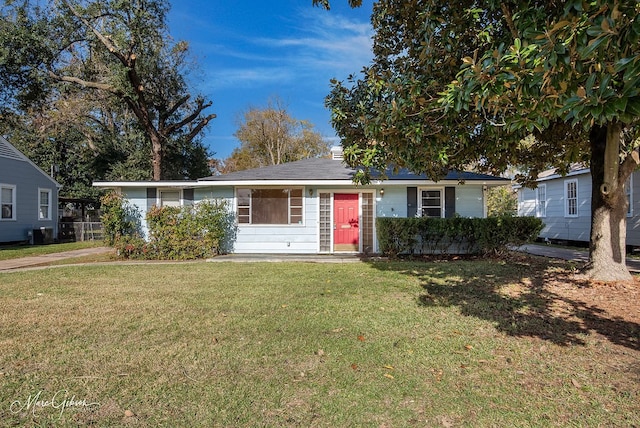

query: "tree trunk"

left=150, top=132, right=163, bottom=181
left=584, top=123, right=632, bottom=281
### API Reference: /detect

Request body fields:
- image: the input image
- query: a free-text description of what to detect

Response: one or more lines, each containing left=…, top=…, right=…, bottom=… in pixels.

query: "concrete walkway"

left=0, top=247, right=113, bottom=272
left=206, top=253, right=365, bottom=263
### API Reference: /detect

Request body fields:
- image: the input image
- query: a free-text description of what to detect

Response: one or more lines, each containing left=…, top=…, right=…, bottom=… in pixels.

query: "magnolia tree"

left=319, top=0, right=640, bottom=281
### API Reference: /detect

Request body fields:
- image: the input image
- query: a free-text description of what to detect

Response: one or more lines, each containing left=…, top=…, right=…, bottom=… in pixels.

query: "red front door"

left=334, top=193, right=359, bottom=252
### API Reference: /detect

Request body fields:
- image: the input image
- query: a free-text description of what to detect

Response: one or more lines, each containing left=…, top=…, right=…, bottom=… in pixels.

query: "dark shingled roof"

left=198, top=158, right=509, bottom=182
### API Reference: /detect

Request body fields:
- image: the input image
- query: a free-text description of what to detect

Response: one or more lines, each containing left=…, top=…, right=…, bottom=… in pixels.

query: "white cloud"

left=201, top=9, right=373, bottom=91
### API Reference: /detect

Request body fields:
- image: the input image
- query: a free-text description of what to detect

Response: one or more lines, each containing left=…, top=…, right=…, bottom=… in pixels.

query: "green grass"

left=0, top=241, right=104, bottom=261
left=0, top=259, right=638, bottom=427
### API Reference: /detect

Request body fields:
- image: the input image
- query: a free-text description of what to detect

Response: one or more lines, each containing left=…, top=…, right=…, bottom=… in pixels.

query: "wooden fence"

left=58, top=222, right=104, bottom=242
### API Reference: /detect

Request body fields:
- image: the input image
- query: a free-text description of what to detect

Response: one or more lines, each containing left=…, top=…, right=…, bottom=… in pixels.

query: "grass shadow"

left=368, top=254, right=639, bottom=351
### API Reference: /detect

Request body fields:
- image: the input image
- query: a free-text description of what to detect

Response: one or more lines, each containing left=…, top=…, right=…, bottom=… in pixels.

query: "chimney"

left=330, top=146, right=344, bottom=160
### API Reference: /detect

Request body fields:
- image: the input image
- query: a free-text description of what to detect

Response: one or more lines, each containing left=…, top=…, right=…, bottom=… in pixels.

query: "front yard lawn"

left=0, top=257, right=638, bottom=427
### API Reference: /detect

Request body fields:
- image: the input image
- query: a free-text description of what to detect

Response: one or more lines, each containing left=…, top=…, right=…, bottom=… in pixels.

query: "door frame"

left=317, top=190, right=376, bottom=254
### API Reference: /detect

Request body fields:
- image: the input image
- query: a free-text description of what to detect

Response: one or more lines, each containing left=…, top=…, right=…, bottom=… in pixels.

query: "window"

left=418, top=188, right=443, bottom=218
left=159, top=190, right=181, bottom=207
left=626, top=175, right=633, bottom=217
left=536, top=184, right=546, bottom=217
left=565, top=179, right=578, bottom=217
left=237, top=188, right=303, bottom=225
left=1, top=185, right=16, bottom=220
left=38, top=188, right=52, bottom=220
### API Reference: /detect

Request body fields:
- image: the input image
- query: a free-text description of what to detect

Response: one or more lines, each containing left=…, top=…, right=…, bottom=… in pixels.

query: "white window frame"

left=158, top=189, right=182, bottom=207
left=1, top=184, right=16, bottom=221
left=626, top=175, right=633, bottom=217
left=38, top=188, right=52, bottom=220
left=418, top=187, right=444, bottom=218
left=564, top=179, right=578, bottom=218
left=536, top=184, right=547, bottom=218
left=235, top=187, right=304, bottom=226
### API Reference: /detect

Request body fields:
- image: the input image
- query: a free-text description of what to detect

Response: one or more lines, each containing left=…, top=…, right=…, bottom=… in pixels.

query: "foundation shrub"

left=107, top=197, right=236, bottom=260
left=377, top=216, right=543, bottom=257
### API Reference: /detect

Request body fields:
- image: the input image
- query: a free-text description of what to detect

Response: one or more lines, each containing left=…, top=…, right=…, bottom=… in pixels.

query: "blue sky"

left=167, top=1, right=375, bottom=160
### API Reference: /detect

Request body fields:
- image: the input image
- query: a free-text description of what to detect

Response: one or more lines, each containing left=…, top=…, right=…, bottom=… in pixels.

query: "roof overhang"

left=93, top=179, right=511, bottom=188
left=536, top=168, right=590, bottom=183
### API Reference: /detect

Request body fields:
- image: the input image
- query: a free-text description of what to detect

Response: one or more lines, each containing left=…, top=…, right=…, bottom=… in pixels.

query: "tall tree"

left=324, top=0, right=640, bottom=282
left=1, top=0, right=215, bottom=181
left=224, top=98, right=330, bottom=172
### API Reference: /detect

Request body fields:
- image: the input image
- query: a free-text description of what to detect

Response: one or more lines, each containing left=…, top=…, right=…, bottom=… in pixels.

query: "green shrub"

left=100, top=192, right=143, bottom=246
left=377, top=216, right=543, bottom=258
left=104, top=195, right=236, bottom=260
left=142, top=199, right=236, bottom=260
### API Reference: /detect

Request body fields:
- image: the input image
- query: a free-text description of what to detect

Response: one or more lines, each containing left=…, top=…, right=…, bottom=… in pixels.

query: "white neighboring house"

left=516, top=165, right=639, bottom=246
left=0, top=136, right=61, bottom=244
left=94, top=147, right=510, bottom=255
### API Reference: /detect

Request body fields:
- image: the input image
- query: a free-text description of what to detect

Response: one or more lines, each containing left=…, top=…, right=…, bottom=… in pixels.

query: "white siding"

left=375, top=187, right=406, bottom=218
left=233, top=191, right=319, bottom=254
left=518, top=172, right=592, bottom=242
left=455, top=186, right=484, bottom=217
left=518, top=187, right=537, bottom=217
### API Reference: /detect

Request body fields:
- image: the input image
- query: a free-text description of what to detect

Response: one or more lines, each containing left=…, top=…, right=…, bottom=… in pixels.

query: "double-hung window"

left=237, top=188, right=303, bottom=225
left=536, top=184, right=546, bottom=217
left=1, top=184, right=16, bottom=220
left=38, top=188, right=52, bottom=220
left=418, top=188, right=443, bottom=218
left=565, top=179, right=578, bottom=217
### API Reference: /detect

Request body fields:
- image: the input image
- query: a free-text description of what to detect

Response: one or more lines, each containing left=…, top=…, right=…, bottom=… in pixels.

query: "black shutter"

left=183, top=188, right=194, bottom=205
left=444, top=187, right=456, bottom=218
left=407, top=187, right=417, bottom=218
left=146, top=188, right=157, bottom=209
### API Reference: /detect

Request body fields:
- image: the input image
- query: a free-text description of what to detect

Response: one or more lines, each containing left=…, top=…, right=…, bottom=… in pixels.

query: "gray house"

left=516, top=165, right=640, bottom=246
left=0, top=136, right=60, bottom=244
left=94, top=147, right=510, bottom=254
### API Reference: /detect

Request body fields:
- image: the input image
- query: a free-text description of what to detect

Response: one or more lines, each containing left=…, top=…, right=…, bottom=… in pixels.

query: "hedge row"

left=376, top=216, right=543, bottom=257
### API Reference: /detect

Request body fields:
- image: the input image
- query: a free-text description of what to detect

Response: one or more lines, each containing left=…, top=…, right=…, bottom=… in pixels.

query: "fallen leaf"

left=357, top=335, right=365, bottom=342
left=384, top=373, right=394, bottom=379
left=464, top=345, right=473, bottom=350
left=351, top=363, right=358, bottom=370
left=316, top=349, right=325, bottom=357
left=571, top=378, right=582, bottom=389
left=281, top=304, right=288, bottom=308
left=124, top=410, right=135, bottom=418
left=383, top=365, right=394, bottom=370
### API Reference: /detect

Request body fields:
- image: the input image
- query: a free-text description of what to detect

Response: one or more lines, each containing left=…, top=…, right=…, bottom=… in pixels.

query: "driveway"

left=0, top=247, right=113, bottom=272
left=517, top=243, right=640, bottom=273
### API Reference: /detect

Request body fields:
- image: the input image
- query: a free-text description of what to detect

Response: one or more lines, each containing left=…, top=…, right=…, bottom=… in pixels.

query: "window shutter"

left=445, top=187, right=456, bottom=218
left=146, top=188, right=157, bottom=210
left=407, top=187, right=417, bottom=218
left=183, top=188, right=194, bottom=205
